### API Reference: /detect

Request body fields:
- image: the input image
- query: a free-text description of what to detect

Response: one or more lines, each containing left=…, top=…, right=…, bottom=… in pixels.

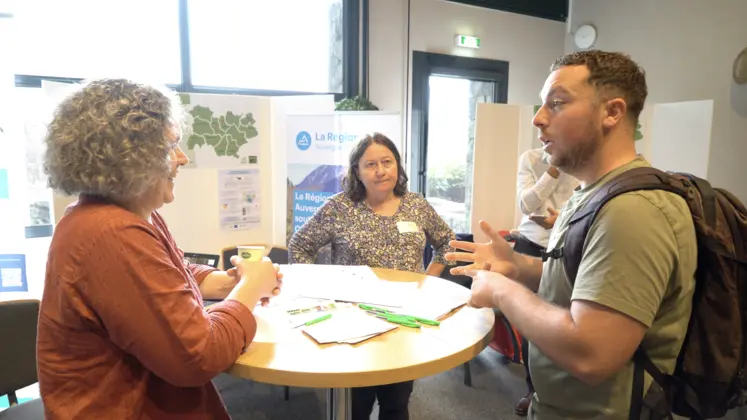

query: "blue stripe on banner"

left=0, top=168, right=9, bottom=199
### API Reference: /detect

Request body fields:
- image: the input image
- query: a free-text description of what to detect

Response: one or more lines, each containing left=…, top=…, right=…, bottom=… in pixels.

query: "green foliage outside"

left=427, top=162, right=467, bottom=203
left=635, top=120, right=643, bottom=141
left=335, top=96, right=380, bottom=111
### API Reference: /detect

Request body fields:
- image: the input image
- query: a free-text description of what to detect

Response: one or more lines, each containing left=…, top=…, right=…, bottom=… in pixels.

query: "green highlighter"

left=305, top=313, right=332, bottom=326
left=402, top=315, right=440, bottom=326
left=359, top=303, right=391, bottom=313
left=379, top=314, right=421, bottom=328
left=359, top=304, right=440, bottom=327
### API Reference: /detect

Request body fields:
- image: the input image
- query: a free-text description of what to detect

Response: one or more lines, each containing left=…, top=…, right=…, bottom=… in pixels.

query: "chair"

left=184, top=252, right=221, bottom=269
left=219, top=245, right=291, bottom=401
left=265, top=246, right=289, bottom=400
left=267, top=246, right=289, bottom=265
left=0, top=299, right=45, bottom=419
left=423, top=233, right=475, bottom=386
left=221, top=244, right=290, bottom=270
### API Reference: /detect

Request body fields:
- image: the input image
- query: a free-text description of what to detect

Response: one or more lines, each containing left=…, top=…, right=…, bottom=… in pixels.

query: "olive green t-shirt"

left=528, top=157, right=697, bottom=419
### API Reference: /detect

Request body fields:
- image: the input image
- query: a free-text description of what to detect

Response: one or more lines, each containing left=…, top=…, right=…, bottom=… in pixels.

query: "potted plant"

left=335, top=95, right=379, bottom=111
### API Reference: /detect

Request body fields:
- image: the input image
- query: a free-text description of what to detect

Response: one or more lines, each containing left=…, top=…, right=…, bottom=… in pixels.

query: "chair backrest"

left=423, top=233, right=473, bottom=288
left=267, top=246, right=289, bottom=265
left=0, top=299, right=40, bottom=397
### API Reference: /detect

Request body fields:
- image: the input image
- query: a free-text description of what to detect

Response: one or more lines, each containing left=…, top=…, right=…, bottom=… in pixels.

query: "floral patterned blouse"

left=288, top=191, right=456, bottom=273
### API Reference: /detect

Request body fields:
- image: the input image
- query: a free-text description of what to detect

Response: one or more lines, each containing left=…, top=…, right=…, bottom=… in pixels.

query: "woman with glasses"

left=37, top=79, right=282, bottom=419
left=288, top=132, right=456, bottom=420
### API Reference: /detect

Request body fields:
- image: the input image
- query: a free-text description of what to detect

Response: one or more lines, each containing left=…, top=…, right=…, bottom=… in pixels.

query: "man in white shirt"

left=515, top=147, right=578, bottom=253
left=512, top=147, right=578, bottom=415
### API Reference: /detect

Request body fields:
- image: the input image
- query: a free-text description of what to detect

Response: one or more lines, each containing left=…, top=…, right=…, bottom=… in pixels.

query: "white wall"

left=566, top=0, right=747, bottom=202
left=269, top=95, right=336, bottom=246
left=649, top=100, right=714, bottom=180
left=368, top=0, right=566, bottom=164
left=158, top=95, right=336, bottom=255
left=157, top=98, right=273, bottom=255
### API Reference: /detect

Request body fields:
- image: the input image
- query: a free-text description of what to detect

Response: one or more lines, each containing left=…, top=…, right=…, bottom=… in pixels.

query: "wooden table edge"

left=224, top=321, right=495, bottom=388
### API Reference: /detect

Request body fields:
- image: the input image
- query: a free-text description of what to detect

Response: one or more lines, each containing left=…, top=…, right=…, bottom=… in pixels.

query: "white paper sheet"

left=286, top=264, right=419, bottom=307
left=397, top=295, right=469, bottom=321
left=301, top=308, right=398, bottom=344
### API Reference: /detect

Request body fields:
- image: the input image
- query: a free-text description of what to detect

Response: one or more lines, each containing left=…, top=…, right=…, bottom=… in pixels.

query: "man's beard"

left=547, top=126, right=602, bottom=175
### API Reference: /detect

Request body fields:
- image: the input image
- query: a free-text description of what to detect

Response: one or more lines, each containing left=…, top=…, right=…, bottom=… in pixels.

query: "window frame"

left=14, top=0, right=363, bottom=102
left=12, top=0, right=366, bottom=239
left=410, top=51, right=509, bottom=195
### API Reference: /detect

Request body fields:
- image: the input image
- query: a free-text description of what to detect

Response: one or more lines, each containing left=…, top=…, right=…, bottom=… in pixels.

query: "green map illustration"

left=185, top=105, right=258, bottom=158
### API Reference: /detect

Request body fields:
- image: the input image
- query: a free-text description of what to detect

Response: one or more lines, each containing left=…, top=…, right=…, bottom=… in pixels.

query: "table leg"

left=326, top=388, right=352, bottom=420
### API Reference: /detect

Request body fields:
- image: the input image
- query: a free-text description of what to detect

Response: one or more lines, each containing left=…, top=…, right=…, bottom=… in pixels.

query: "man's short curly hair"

left=551, top=50, right=648, bottom=126
left=44, top=79, right=185, bottom=201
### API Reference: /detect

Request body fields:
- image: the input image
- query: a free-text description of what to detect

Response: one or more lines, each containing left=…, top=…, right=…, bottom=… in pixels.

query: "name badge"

left=397, top=221, right=419, bottom=234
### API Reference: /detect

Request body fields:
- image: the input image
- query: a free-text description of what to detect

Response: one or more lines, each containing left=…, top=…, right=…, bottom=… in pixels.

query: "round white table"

left=225, top=265, right=495, bottom=420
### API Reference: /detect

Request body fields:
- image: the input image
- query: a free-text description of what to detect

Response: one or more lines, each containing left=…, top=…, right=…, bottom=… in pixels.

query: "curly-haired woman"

left=288, top=133, right=456, bottom=420
left=37, top=79, right=282, bottom=420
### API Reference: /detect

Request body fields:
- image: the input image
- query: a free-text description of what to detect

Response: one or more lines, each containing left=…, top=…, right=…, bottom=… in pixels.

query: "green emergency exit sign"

left=455, top=35, right=480, bottom=49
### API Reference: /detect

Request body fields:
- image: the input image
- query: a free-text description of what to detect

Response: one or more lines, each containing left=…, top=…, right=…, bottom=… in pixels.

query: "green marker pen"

left=385, top=313, right=417, bottom=323
left=376, top=315, right=421, bottom=329
left=359, top=304, right=391, bottom=313
left=305, top=314, right=332, bottom=326
left=401, top=315, right=440, bottom=326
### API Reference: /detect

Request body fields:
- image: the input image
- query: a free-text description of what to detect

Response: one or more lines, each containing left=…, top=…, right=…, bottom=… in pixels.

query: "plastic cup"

left=236, top=246, right=266, bottom=262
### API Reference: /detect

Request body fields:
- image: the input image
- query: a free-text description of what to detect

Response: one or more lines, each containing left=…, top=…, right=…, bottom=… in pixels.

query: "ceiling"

left=445, top=0, right=568, bottom=22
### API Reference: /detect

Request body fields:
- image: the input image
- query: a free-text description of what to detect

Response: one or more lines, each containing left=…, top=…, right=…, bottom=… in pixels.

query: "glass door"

left=410, top=52, right=508, bottom=234
left=424, top=75, right=495, bottom=233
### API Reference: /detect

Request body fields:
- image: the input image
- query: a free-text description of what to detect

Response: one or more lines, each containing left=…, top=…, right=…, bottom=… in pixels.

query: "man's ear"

left=602, top=98, right=627, bottom=129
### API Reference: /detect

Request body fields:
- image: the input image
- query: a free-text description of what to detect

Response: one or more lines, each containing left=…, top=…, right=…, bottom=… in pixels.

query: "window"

left=188, top=0, right=344, bottom=93
left=13, top=0, right=357, bottom=97
left=8, top=0, right=362, bottom=242
left=0, top=16, right=28, bottom=249
left=1, top=16, right=53, bottom=295
left=17, top=87, right=54, bottom=238
left=13, top=0, right=182, bottom=85
left=424, top=76, right=495, bottom=233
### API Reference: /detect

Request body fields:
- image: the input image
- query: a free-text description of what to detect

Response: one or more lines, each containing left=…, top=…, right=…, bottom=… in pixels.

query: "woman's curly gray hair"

left=44, top=79, right=185, bottom=201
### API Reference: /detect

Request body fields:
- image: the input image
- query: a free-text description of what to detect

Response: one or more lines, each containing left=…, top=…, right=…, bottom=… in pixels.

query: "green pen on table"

left=406, top=316, right=440, bottom=326
left=366, top=311, right=425, bottom=328
left=361, top=304, right=440, bottom=326
left=376, top=315, right=421, bottom=328
left=359, top=303, right=391, bottom=313
left=304, top=313, right=332, bottom=326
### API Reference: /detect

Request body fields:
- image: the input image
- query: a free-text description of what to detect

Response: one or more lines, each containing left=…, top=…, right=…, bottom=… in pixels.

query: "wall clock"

left=574, top=24, right=597, bottom=50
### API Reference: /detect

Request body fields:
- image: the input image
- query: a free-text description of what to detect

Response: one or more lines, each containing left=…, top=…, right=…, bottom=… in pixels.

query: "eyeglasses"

left=361, top=159, right=395, bottom=171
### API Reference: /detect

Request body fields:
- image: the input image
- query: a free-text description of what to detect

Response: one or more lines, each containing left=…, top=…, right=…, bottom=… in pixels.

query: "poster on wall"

left=0, top=254, right=28, bottom=292
left=218, top=168, right=261, bottom=231
left=178, top=93, right=264, bottom=169
left=285, top=112, right=401, bottom=242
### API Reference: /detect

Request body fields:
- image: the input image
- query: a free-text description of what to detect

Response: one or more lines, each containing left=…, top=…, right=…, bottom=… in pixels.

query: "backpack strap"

left=562, top=166, right=688, bottom=285
left=554, top=166, right=691, bottom=419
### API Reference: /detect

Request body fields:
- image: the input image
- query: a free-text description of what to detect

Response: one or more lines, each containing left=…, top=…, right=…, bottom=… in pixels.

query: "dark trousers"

left=512, top=234, right=544, bottom=393
left=351, top=381, right=414, bottom=420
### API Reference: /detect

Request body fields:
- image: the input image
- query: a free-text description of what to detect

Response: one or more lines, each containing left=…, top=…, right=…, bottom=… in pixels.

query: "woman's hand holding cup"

left=228, top=255, right=283, bottom=307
